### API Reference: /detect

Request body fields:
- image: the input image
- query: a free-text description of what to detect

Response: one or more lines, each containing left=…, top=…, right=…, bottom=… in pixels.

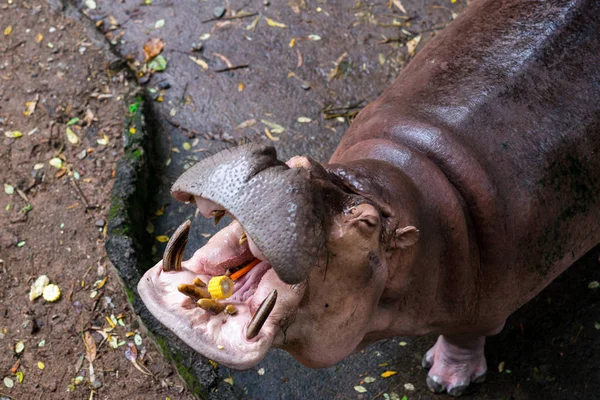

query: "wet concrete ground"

left=86, top=0, right=600, bottom=398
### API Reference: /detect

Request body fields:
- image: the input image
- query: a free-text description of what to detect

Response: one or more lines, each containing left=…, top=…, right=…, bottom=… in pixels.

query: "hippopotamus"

left=137, top=0, right=600, bottom=396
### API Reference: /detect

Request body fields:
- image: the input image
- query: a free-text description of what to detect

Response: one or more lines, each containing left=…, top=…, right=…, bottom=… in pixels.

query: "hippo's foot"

left=422, top=334, right=487, bottom=397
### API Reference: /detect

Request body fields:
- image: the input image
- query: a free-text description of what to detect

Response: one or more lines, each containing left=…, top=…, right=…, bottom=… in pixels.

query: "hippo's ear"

left=391, top=226, right=419, bottom=249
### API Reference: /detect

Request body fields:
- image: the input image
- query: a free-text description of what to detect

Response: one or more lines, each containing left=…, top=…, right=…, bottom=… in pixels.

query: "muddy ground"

left=1, top=0, right=599, bottom=399
left=0, top=1, right=193, bottom=398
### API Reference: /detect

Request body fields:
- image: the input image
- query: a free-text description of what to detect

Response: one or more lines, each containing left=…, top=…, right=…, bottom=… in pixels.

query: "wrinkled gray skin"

left=138, top=0, right=600, bottom=396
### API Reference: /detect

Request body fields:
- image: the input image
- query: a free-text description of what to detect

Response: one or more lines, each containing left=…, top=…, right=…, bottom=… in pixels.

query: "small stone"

left=95, top=219, right=105, bottom=227
left=156, top=80, right=171, bottom=90
left=213, top=6, right=226, bottom=18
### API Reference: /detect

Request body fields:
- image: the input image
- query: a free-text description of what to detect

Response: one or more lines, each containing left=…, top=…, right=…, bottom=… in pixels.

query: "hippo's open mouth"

left=138, top=210, right=306, bottom=369
left=137, top=144, right=327, bottom=369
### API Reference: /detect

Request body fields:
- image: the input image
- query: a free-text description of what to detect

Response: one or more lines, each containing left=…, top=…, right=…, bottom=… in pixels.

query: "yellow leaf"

left=223, top=376, right=234, bottom=385
left=5, top=131, right=22, bottom=138
left=245, top=15, right=260, bottom=31
left=156, top=235, right=169, bottom=243
left=189, top=56, right=209, bottom=70
left=265, top=17, right=286, bottom=28
left=66, top=127, right=80, bottom=144
left=237, top=82, right=245, bottom=92
left=381, top=370, right=398, bottom=378
left=4, top=26, right=12, bottom=36
left=406, top=35, right=422, bottom=57
left=49, top=157, right=63, bottom=169
left=35, top=33, right=43, bottom=43
left=37, top=362, right=45, bottom=370
left=182, top=142, right=191, bottom=151
left=264, top=127, right=279, bottom=141
left=289, top=38, right=296, bottom=47
left=354, top=386, right=367, bottom=393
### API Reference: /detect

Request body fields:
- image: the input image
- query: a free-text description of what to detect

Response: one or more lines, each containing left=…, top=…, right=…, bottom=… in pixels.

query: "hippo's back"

left=337, top=0, right=600, bottom=312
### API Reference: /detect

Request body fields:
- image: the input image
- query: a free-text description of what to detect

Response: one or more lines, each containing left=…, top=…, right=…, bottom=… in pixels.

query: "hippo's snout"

left=172, top=143, right=327, bottom=284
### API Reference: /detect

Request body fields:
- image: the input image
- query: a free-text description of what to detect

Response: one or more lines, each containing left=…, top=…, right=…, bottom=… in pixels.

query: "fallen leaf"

left=49, top=157, right=63, bottom=169
left=143, top=37, right=166, bottom=62
left=289, top=38, right=296, bottom=47
left=15, top=371, right=23, bottom=384
left=498, top=361, right=505, bottom=372
left=3, top=26, right=12, bottom=36
left=213, top=52, right=233, bottom=68
left=354, top=385, right=367, bottom=393
left=35, top=33, right=43, bottom=43
left=265, top=17, right=286, bottom=28
left=66, top=117, right=79, bottom=126
left=381, top=370, right=398, bottom=378
left=589, top=281, right=599, bottom=289
left=391, top=0, right=407, bottom=13
left=156, top=235, right=169, bottom=242
left=257, top=368, right=265, bottom=375
left=237, top=82, right=245, bottom=92
left=134, top=334, right=142, bottom=346
left=83, top=331, right=97, bottom=363
left=4, top=184, right=14, bottom=195
left=245, top=15, right=260, bottom=31
left=182, top=142, right=191, bottom=151
left=85, top=0, right=96, bottom=9
left=297, top=117, right=311, bottom=123
left=155, top=19, right=165, bottom=29
left=37, top=361, right=45, bottom=370
left=224, top=376, right=234, bottom=385
left=364, top=376, right=376, bottom=383
left=595, top=321, right=600, bottom=330
left=404, top=383, right=415, bottom=391
left=147, top=54, right=167, bottom=72
left=189, top=56, right=209, bottom=70
left=15, top=341, right=24, bottom=354
left=199, top=33, right=211, bottom=40
left=5, top=131, right=23, bottom=138
left=66, top=127, right=79, bottom=144
left=264, top=127, right=279, bottom=141
left=3, top=377, right=13, bottom=388
left=260, top=120, right=285, bottom=134
left=235, top=118, right=257, bottom=129
left=406, top=35, right=422, bottom=57
left=308, top=34, right=321, bottom=41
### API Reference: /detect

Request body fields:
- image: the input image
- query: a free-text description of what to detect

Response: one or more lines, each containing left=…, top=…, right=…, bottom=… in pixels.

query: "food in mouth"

left=162, top=220, right=278, bottom=339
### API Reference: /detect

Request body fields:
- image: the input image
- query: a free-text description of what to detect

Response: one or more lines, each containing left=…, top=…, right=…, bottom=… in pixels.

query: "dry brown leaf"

left=213, top=53, right=233, bottom=68
left=143, top=37, right=165, bottom=62
left=83, top=331, right=96, bottom=363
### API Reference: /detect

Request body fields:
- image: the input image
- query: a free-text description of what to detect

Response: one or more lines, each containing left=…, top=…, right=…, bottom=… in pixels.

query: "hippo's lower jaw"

left=137, top=214, right=306, bottom=369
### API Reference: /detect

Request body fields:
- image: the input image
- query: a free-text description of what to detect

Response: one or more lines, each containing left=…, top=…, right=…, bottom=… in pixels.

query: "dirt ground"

left=0, top=1, right=193, bottom=398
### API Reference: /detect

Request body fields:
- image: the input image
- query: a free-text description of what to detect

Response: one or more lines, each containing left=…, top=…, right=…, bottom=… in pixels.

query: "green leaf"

left=4, top=184, right=14, bottom=195
left=17, top=241, right=26, bottom=247
left=66, top=117, right=80, bottom=126
left=147, top=55, right=167, bottom=72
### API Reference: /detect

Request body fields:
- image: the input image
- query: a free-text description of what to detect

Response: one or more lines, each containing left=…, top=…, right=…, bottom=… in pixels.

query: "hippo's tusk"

left=163, top=220, right=191, bottom=272
left=177, top=283, right=211, bottom=299
left=246, top=290, right=278, bottom=340
left=211, top=210, right=226, bottom=225
left=197, top=298, right=226, bottom=314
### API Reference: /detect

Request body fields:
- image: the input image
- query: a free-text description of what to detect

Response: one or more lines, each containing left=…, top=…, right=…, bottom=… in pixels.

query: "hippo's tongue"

left=171, top=143, right=327, bottom=284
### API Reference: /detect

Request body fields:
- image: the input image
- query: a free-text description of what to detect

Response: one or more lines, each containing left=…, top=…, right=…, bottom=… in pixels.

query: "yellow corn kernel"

left=208, top=276, right=234, bottom=300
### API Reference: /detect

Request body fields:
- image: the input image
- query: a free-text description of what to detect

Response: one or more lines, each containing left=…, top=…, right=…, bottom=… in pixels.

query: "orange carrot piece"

left=230, top=258, right=261, bottom=281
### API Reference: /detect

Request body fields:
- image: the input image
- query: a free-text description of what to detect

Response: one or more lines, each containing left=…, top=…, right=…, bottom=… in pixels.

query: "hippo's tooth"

left=246, top=290, right=278, bottom=340
left=211, top=210, right=226, bottom=225
left=178, top=283, right=211, bottom=299
left=163, top=220, right=191, bottom=272
left=239, top=232, right=248, bottom=245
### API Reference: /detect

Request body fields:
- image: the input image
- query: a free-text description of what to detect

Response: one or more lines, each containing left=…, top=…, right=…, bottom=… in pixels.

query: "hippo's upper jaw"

left=138, top=144, right=331, bottom=368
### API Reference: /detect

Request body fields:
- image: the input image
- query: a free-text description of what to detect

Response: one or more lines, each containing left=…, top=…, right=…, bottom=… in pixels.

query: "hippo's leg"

left=421, top=334, right=487, bottom=397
